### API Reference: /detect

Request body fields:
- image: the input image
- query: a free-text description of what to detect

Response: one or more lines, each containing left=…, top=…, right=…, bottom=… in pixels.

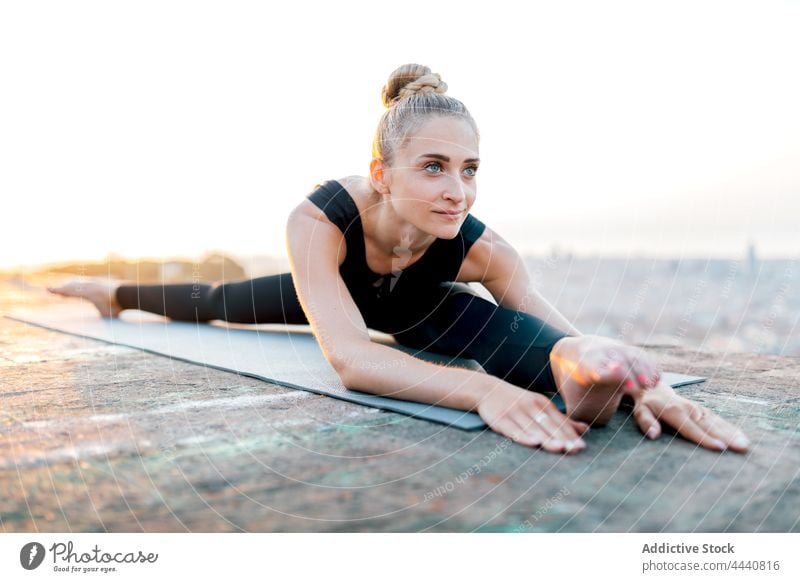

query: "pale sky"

left=2, top=0, right=798, bottom=270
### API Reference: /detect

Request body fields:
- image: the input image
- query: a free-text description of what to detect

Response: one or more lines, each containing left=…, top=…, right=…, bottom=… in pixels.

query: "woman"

left=49, top=64, right=750, bottom=455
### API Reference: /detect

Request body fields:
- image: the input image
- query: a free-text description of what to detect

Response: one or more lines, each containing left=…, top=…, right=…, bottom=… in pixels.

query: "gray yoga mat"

left=5, top=308, right=705, bottom=430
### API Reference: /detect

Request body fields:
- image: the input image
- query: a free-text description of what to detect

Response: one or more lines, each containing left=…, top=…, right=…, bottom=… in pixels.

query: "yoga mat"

left=4, top=308, right=705, bottom=431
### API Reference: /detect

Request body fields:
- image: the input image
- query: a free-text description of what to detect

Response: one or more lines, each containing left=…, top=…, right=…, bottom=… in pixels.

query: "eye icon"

left=20, top=542, right=46, bottom=570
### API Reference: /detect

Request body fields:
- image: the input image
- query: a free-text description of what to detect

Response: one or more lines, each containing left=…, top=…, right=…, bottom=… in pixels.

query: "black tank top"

left=307, top=179, right=486, bottom=333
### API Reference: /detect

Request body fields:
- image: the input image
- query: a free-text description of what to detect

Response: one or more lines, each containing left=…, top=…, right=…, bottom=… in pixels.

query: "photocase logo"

left=20, top=542, right=46, bottom=570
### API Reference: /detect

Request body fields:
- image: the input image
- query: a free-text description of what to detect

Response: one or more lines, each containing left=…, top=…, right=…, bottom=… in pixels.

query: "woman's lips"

left=434, top=209, right=463, bottom=218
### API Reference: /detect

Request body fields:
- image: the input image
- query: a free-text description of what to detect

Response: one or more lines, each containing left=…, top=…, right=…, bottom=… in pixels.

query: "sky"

left=1, top=0, right=798, bottom=270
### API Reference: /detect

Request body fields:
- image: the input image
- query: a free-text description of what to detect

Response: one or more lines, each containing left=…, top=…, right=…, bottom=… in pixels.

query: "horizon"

left=2, top=231, right=797, bottom=273
left=4, top=244, right=796, bottom=278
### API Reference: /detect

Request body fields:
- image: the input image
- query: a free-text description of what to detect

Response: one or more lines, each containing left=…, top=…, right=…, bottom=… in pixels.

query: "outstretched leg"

left=393, top=285, right=640, bottom=426
left=49, top=273, right=308, bottom=325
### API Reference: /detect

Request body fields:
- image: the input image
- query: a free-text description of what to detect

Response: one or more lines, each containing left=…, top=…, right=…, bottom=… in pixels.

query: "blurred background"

left=1, top=0, right=797, bottom=354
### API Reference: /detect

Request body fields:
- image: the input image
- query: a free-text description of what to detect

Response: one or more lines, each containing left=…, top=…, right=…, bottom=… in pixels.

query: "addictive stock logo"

left=20, top=542, right=46, bottom=570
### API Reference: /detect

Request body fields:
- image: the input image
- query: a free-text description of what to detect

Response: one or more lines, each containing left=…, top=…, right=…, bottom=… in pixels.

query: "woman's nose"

left=443, top=175, right=467, bottom=201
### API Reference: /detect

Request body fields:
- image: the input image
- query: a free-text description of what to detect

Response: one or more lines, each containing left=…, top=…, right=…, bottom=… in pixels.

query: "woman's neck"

left=362, top=188, right=437, bottom=259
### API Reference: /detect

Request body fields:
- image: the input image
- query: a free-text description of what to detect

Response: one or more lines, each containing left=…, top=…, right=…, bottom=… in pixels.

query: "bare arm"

left=336, top=341, right=497, bottom=411
left=286, top=199, right=587, bottom=452
left=286, top=201, right=490, bottom=411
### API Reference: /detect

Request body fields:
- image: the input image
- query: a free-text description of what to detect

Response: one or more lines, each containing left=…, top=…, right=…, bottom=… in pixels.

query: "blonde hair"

left=372, top=63, right=479, bottom=164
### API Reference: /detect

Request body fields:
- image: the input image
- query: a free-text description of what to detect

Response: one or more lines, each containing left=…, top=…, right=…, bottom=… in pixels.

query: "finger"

left=534, top=409, right=585, bottom=453
left=512, top=414, right=547, bottom=448
left=500, top=417, right=545, bottom=449
left=543, top=408, right=582, bottom=441
left=633, top=404, right=661, bottom=439
left=665, top=411, right=729, bottom=452
left=695, top=410, right=751, bottom=453
left=569, top=418, right=591, bottom=435
left=523, top=411, right=570, bottom=454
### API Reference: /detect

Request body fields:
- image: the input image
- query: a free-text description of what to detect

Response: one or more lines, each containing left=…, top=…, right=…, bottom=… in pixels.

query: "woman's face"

left=382, top=115, right=480, bottom=239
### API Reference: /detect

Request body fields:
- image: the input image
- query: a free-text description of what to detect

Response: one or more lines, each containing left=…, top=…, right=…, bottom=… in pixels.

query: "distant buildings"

left=748, top=241, right=759, bottom=276
left=525, top=254, right=799, bottom=356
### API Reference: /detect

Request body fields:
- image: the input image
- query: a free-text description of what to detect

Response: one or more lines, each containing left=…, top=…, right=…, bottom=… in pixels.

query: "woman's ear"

left=369, top=158, right=390, bottom=196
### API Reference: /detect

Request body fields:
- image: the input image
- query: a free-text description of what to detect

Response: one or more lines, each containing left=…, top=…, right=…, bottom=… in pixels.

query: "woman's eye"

left=423, top=162, right=442, bottom=173
left=464, top=166, right=478, bottom=177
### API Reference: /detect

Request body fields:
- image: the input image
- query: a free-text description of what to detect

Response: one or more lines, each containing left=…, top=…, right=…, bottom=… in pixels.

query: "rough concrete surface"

left=1, top=280, right=798, bottom=532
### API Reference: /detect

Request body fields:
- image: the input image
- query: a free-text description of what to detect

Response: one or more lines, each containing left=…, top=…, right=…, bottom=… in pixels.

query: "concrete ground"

left=1, top=279, right=798, bottom=532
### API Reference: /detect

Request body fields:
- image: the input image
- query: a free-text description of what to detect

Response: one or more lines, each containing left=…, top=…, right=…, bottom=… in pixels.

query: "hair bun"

left=381, top=63, right=448, bottom=108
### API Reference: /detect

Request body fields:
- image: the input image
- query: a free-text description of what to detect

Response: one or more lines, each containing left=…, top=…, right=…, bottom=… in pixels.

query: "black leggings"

left=115, top=274, right=568, bottom=394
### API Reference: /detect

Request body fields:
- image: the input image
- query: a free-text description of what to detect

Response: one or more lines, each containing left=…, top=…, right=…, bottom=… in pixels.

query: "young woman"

left=49, top=64, right=750, bottom=455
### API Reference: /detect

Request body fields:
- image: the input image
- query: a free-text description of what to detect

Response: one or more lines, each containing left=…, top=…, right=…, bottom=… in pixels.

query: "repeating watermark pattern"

left=331, top=345, right=409, bottom=371
left=190, top=261, right=202, bottom=299
left=389, top=229, right=415, bottom=293
left=305, top=299, right=409, bottom=371
left=752, top=261, right=795, bottom=355
left=422, top=438, right=512, bottom=502
left=652, top=259, right=740, bottom=370
left=674, top=278, right=708, bottom=340
left=510, top=254, right=560, bottom=333
left=371, top=229, right=416, bottom=300
left=67, top=264, right=89, bottom=296
left=617, top=272, right=654, bottom=342
left=719, top=259, right=740, bottom=301
left=513, top=486, right=571, bottom=532
left=158, top=442, right=180, bottom=463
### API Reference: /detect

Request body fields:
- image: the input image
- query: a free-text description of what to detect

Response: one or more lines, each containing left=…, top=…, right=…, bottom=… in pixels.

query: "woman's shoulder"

left=307, top=175, right=368, bottom=196
left=460, top=212, right=487, bottom=243
left=336, top=175, right=369, bottom=193
left=296, top=176, right=369, bottom=233
left=456, top=222, right=521, bottom=283
left=336, top=176, right=373, bottom=209
left=305, top=176, right=369, bottom=205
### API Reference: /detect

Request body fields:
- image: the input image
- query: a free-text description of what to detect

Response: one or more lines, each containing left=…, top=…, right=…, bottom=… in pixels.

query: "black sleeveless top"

left=307, top=179, right=487, bottom=334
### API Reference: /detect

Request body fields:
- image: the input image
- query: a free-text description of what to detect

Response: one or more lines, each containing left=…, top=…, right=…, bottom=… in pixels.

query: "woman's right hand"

left=475, top=382, right=589, bottom=454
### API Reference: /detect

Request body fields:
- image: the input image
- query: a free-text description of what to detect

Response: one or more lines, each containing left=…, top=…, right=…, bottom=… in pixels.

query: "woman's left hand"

left=629, top=382, right=751, bottom=453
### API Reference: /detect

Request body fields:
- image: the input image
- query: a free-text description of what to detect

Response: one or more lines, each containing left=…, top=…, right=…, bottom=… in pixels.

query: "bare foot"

left=549, top=335, right=661, bottom=425
left=47, top=277, right=124, bottom=318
